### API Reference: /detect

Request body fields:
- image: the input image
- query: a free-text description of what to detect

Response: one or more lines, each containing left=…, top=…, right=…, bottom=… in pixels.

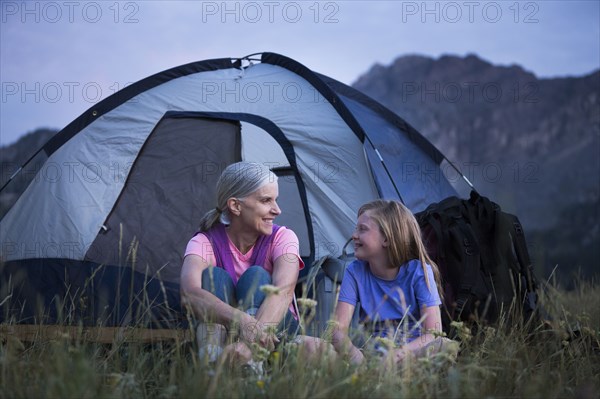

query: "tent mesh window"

left=85, top=116, right=241, bottom=283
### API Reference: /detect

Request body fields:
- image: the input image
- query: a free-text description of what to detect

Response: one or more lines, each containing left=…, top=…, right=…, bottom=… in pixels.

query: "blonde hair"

left=198, top=162, right=278, bottom=232
left=358, top=199, right=443, bottom=298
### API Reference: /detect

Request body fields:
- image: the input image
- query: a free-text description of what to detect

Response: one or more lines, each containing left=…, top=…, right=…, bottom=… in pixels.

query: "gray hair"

left=198, top=162, right=278, bottom=231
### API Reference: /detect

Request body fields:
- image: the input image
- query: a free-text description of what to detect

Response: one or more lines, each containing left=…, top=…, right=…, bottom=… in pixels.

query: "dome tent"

left=0, top=53, right=467, bottom=332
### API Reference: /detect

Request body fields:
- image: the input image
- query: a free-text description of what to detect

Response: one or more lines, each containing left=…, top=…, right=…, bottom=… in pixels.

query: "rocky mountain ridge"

left=352, top=54, right=599, bottom=282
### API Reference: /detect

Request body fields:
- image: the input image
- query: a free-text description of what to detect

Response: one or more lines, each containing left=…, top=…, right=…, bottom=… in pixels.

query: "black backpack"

left=416, top=191, right=541, bottom=333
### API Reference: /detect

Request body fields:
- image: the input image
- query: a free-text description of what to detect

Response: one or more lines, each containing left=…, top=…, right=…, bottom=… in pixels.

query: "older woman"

left=180, top=162, right=304, bottom=366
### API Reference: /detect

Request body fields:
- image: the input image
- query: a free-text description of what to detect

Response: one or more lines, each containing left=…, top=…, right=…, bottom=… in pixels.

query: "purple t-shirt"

left=338, top=259, right=441, bottom=343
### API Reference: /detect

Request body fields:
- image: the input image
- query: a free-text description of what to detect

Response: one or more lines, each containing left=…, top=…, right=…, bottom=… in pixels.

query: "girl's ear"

left=382, top=236, right=390, bottom=247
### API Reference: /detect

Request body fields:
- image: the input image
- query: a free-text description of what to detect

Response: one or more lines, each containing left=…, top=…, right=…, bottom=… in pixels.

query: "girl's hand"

left=392, top=347, right=413, bottom=363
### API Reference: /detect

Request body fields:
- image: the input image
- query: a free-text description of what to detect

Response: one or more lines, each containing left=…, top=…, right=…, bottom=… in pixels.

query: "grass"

left=1, top=278, right=599, bottom=399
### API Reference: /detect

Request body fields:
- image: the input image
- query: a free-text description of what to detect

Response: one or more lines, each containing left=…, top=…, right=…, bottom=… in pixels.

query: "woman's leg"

left=237, top=266, right=303, bottom=337
left=235, top=266, right=271, bottom=314
left=197, top=267, right=236, bottom=362
left=201, top=266, right=236, bottom=305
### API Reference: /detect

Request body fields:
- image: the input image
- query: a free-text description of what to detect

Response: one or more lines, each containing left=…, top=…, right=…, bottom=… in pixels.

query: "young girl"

left=332, top=199, right=445, bottom=364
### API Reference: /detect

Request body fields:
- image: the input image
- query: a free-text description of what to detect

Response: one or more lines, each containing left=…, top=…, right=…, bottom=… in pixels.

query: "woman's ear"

left=227, top=198, right=241, bottom=216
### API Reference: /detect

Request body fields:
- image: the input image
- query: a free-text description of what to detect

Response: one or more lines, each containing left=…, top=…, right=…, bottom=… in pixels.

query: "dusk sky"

left=1, top=0, right=599, bottom=146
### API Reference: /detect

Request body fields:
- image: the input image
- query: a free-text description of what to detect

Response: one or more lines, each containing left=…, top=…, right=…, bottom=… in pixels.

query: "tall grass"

left=1, top=277, right=598, bottom=399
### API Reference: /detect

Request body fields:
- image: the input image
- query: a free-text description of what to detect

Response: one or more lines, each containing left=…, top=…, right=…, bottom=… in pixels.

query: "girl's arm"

left=332, top=301, right=364, bottom=364
left=392, top=305, right=442, bottom=361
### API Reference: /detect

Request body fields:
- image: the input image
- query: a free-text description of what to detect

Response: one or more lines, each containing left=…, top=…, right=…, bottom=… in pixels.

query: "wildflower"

left=160, top=385, right=178, bottom=398
left=430, top=329, right=447, bottom=338
left=256, top=380, right=265, bottom=389
left=581, top=326, right=596, bottom=337
left=484, top=326, right=496, bottom=337
left=326, top=320, right=339, bottom=328
left=374, top=336, right=396, bottom=350
left=251, top=343, right=271, bottom=362
left=297, top=298, right=318, bottom=309
left=259, top=284, right=280, bottom=295
left=105, top=373, right=135, bottom=388
left=5, top=336, right=25, bottom=353
left=264, top=324, right=278, bottom=336
left=450, top=321, right=472, bottom=342
left=323, top=320, right=339, bottom=341
left=106, top=373, right=123, bottom=388
left=270, top=351, right=280, bottom=362
left=440, top=339, right=461, bottom=362
left=350, top=373, right=359, bottom=385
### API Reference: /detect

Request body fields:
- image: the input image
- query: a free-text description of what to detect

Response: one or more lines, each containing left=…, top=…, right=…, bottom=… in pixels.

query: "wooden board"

left=0, top=324, right=194, bottom=344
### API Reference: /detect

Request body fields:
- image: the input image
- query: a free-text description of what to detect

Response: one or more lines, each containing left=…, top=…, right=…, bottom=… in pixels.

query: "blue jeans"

left=201, top=266, right=299, bottom=336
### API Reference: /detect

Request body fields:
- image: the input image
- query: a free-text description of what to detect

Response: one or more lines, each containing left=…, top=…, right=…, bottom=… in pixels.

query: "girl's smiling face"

left=352, top=210, right=388, bottom=262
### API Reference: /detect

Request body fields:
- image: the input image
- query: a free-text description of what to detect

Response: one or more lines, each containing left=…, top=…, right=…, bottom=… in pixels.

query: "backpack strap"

left=452, top=218, right=481, bottom=317
left=504, top=214, right=535, bottom=290
left=493, top=210, right=546, bottom=324
left=504, top=213, right=540, bottom=318
left=465, top=191, right=497, bottom=276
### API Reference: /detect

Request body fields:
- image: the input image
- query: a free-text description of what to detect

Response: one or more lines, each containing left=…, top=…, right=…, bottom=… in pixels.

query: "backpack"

left=416, top=191, right=541, bottom=333
left=302, top=240, right=360, bottom=338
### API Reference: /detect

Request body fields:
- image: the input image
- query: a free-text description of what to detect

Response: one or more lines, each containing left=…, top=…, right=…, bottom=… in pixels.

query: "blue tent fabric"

left=0, top=259, right=186, bottom=328
left=339, top=94, right=458, bottom=211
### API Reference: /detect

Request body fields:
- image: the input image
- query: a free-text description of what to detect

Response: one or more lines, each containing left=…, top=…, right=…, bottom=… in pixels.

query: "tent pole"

left=364, top=135, right=405, bottom=204
left=443, top=157, right=476, bottom=192
left=0, top=145, right=48, bottom=194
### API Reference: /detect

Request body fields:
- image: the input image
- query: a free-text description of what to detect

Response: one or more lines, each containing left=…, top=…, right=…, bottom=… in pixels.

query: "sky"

left=1, top=0, right=599, bottom=147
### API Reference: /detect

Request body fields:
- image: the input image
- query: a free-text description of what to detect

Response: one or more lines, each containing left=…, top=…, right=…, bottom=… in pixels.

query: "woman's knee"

left=236, top=266, right=272, bottom=308
left=238, top=266, right=271, bottom=284
left=202, top=267, right=235, bottom=303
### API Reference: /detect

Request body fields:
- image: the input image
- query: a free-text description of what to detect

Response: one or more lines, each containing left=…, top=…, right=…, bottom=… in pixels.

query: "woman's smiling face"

left=237, top=181, right=281, bottom=236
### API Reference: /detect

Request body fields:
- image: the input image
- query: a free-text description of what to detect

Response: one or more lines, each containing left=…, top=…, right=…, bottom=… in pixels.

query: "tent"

left=0, top=53, right=469, bottom=332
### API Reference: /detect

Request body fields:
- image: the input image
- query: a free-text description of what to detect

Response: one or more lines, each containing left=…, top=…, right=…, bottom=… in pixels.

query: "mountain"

left=352, top=54, right=600, bottom=284
left=0, top=128, right=57, bottom=216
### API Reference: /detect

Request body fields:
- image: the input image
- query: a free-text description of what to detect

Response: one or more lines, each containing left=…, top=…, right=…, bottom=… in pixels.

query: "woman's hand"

left=222, top=342, right=253, bottom=365
left=348, top=346, right=365, bottom=365
left=239, top=315, right=279, bottom=351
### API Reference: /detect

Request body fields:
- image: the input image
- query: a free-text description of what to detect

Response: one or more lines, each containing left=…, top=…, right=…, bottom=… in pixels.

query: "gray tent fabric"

left=85, top=117, right=241, bottom=283
left=0, top=53, right=468, bottom=327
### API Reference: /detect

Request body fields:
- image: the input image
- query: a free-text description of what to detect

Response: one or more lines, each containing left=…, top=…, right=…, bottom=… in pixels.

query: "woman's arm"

left=332, top=301, right=364, bottom=364
left=180, top=254, right=257, bottom=337
left=254, top=253, right=299, bottom=328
